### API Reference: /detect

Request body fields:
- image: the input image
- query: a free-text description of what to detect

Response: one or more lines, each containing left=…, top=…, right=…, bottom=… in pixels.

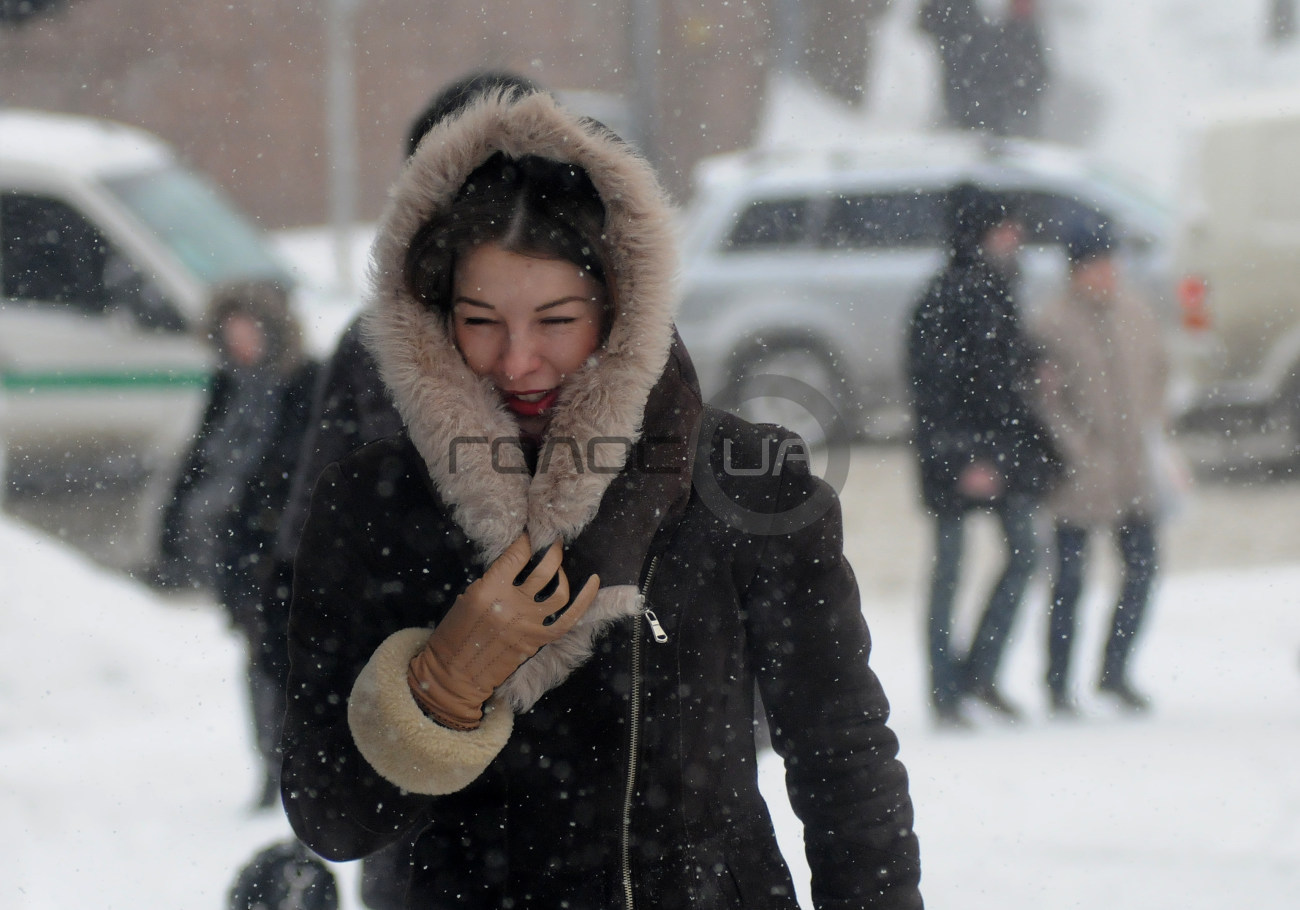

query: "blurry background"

left=1, top=0, right=890, bottom=221
left=3, top=0, right=1298, bottom=218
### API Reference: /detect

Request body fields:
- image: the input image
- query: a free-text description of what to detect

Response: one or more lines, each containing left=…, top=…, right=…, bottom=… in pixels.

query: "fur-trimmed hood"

left=361, top=90, right=682, bottom=566
left=345, top=92, right=699, bottom=778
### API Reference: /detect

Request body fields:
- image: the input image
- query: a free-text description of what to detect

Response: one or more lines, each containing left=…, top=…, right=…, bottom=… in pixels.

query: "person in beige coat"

left=1034, top=218, right=1171, bottom=714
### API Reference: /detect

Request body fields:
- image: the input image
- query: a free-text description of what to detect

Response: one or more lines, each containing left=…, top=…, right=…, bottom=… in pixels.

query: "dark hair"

left=1065, top=216, right=1115, bottom=268
left=403, top=152, right=610, bottom=316
left=947, top=181, right=1020, bottom=260
left=406, top=70, right=542, bottom=159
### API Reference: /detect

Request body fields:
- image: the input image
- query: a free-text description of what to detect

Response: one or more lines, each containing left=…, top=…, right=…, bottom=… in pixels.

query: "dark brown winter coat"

left=280, top=89, right=922, bottom=910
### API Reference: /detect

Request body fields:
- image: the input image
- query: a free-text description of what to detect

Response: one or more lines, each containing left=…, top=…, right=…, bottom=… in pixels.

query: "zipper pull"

left=643, top=608, right=669, bottom=644
left=637, top=554, right=667, bottom=643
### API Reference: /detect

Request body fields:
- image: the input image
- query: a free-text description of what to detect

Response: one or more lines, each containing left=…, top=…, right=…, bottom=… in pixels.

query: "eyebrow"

left=453, top=295, right=594, bottom=312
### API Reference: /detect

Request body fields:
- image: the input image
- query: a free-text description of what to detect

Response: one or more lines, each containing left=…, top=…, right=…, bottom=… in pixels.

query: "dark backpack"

left=228, top=839, right=339, bottom=910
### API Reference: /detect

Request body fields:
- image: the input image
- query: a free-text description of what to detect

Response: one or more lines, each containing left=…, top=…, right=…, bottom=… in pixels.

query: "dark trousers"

left=1047, top=515, right=1158, bottom=695
left=927, top=495, right=1039, bottom=708
left=246, top=653, right=285, bottom=803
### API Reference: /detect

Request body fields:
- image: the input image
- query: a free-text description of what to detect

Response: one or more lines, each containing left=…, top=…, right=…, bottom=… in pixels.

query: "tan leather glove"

left=407, top=533, right=599, bottom=730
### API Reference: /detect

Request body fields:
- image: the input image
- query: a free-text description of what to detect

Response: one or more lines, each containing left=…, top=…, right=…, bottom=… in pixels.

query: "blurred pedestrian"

left=1033, top=218, right=1172, bottom=714
left=153, top=279, right=319, bottom=806
left=280, top=85, right=922, bottom=908
left=917, top=0, right=995, bottom=131
left=918, top=0, right=1049, bottom=136
left=995, top=0, right=1050, bottom=138
left=906, top=183, right=1062, bottom=727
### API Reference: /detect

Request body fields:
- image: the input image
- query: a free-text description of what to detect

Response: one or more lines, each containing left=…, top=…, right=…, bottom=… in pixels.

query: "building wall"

left=1, top=1, right=877, bottom=227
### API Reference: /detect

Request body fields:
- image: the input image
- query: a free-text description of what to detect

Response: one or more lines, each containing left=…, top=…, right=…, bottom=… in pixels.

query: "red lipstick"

left=502, top=389, right=559, bottom=417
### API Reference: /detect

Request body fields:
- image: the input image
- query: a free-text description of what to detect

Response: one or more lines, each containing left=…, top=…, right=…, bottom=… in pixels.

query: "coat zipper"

left=620, top=554, right=664, bottom=909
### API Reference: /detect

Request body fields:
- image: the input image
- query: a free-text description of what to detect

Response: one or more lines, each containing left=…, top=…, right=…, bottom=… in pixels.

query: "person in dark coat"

left=917, top=0, right=995, bottom=131
left=153, top=279, right=319, bottom=806
left=280, top=87, right=923, bottom=909
left=906, top=183, right=1060, bottom=727
left=917, top=0, right=1050, bottom=137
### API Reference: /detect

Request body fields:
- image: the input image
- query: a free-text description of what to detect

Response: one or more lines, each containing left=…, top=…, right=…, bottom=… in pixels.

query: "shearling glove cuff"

left=350, top=627, right=514, bottom=795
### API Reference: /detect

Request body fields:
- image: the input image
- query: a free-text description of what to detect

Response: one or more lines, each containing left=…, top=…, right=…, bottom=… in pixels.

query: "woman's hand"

left=407, top=533, right=599, bottom=730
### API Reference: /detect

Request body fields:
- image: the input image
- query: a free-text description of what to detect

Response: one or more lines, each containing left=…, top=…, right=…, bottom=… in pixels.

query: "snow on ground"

left=2, top=505, right=1296, bottom=909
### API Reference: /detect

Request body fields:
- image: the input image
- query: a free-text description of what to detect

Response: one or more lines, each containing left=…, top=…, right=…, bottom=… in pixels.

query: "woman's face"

left=452, top=241, right=607, bottom=436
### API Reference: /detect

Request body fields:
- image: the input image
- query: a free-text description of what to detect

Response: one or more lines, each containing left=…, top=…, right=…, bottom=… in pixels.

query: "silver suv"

left=676, top=133, right=1180, bottom=445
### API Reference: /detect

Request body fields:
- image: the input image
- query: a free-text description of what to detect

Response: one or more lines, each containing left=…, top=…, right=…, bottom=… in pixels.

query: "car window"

left=1, top=191, right=187, bottom=331
left=1, top=192, right=112, bottom=313
left=103, top=165, right=291, bottom=286
left=724, top=197, right=810, bottom=250
left=1087, top=164, right=1174, bottom=228
left=819, top=191, right=946, bottom=249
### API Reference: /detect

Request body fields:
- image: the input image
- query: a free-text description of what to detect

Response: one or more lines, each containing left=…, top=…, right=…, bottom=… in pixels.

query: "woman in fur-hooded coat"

left=280, top=89, right=922, bottom=910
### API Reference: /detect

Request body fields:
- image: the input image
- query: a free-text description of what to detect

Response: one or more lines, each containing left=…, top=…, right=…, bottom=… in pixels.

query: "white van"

left=1174, top=90, right=1300, bottom=459
left=0, top=109, right=297, bottom=481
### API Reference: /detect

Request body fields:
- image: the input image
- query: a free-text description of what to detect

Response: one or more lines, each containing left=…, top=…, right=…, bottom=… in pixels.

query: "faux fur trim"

left=348, top=628, right=513, bottom=796
left=362, top=90, right=680, bottom=565
left=496, top=584, right=643, bottom=713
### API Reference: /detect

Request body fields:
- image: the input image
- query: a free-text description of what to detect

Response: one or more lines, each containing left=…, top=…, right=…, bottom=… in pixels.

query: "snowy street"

left=3, top=443, right=1297, bottom=909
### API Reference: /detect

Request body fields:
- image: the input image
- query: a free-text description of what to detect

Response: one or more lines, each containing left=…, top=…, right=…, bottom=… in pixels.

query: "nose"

left=501, top=328, right=542, bottom=382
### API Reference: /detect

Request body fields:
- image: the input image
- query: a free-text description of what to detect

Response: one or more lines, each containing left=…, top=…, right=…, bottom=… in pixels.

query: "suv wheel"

left=724, top=344, right=851, bottom=448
